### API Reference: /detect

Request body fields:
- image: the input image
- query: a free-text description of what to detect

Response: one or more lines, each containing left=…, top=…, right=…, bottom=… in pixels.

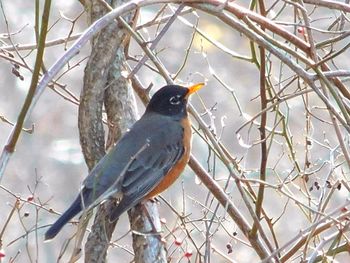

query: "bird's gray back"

left=82, top=113, right=183, bottom=203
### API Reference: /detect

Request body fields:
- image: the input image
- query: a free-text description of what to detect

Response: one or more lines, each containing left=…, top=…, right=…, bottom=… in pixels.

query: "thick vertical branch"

left=78, top=1, right=119, bottom=260
left=251, top=0, right=268, bottom=236
left=78, top=0, right=114, bottom=170
left=80, top=0, right=133, bottom=261
left=79, top=1, right=166, bottom=262
left=128, top=203, right=167, bottom=263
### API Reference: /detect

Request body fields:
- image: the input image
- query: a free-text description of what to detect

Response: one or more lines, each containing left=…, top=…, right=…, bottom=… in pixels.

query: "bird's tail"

left=44, top=195, right=82, bottom=241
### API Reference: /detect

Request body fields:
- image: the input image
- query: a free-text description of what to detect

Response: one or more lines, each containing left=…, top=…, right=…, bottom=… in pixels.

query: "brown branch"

left=304, top=0, right=350, bottom=13
left=188, top=156, right=270, bottom=259
left=0, top=33, right=81, bottom=51
left=312, top=242, right=350, bottom=262
left=128, top=4, right=185, bottom=77
left=222, top=2, right=310, bottom=53
left=280, top=212, right=350, bottom=262
left=251, top=0, right=268, bottom=237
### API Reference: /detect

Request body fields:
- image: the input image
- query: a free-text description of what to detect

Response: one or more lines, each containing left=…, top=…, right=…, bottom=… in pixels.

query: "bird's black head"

left=146, top=84, right=204, bottom=119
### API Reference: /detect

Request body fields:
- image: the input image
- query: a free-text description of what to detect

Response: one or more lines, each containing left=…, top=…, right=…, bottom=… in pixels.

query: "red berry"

left=184, top=250, right=193, bottom=258
left=174, top=238, right=182, bottom=246
left=0, top=250, right=5, bottom=258
left=297, top=27, right=304, bottom=34
left=27, top=195, right=34, bottom=202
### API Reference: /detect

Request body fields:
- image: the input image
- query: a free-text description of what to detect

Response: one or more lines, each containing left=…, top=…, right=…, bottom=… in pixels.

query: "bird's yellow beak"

left=187, top=83, right=205, bottom=96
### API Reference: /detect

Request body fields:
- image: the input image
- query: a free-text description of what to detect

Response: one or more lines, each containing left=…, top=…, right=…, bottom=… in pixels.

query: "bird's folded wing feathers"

left=121, top=139, right=184, bottom=200
left=80, top=114, right=184, bottom=208
left=108, top=138, right=185, bottom=221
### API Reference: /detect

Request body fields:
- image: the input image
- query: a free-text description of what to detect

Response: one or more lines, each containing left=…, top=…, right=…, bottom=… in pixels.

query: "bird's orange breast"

left=145, top=117, right=192, bottom=198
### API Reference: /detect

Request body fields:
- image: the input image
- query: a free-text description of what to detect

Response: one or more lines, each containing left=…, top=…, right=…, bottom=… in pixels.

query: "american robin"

left=44, top=83, right=204, bottom=240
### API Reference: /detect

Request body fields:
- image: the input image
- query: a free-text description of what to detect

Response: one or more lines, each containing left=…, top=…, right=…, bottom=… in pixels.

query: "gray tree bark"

left=78, top=0, right=167, bottom=262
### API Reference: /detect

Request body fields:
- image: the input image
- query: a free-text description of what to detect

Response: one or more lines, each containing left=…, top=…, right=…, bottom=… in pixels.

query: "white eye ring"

left=169, top=95, right=181, bottom=105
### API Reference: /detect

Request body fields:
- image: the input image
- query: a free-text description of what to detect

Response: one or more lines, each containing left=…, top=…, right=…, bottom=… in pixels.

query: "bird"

left=44, top=83, right=205, bottom=240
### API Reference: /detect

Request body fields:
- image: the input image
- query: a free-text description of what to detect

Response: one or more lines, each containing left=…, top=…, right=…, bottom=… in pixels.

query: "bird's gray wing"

left=107, top=127, right=185, bottom=221
left=81, top=114, right=184, bottom=212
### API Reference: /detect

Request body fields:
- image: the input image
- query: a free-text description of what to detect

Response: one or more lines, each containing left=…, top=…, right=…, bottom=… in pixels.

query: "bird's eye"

left=169, top=95, right=181, bottom=105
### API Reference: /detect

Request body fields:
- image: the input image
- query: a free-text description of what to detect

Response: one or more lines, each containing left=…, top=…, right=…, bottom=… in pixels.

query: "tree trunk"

left=78, top=0, right=167, bottom=262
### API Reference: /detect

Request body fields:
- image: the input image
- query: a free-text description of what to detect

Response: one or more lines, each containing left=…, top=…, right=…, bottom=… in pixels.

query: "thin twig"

left=0, top=0, right=52, bottom=181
